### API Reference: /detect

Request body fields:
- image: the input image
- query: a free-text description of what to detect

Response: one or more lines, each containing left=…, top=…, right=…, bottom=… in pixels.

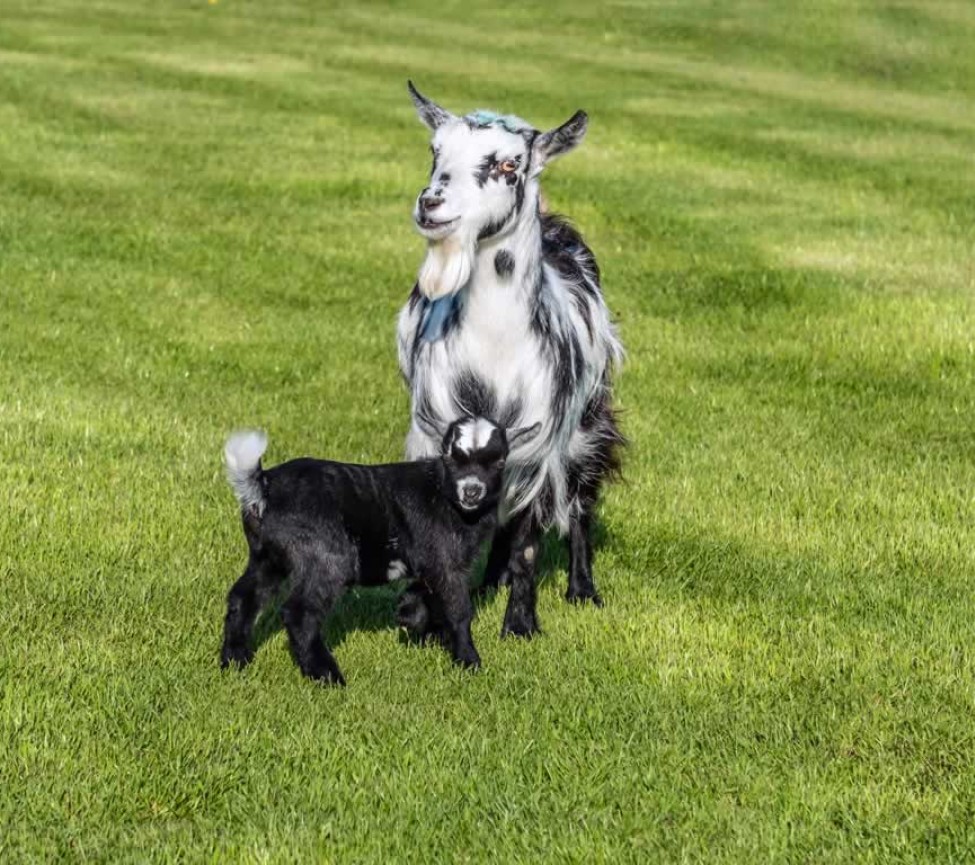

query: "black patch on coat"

left=478, top=201, right=517, bottom=241
left=568, top=283, right=595, bottom=342
left=550, top=330, right=583, bottom=420
left=533, top=475, right=556, bottom=526
left=453, top=369, right=497, bottom=418
left=497, top=395, right=523, bottom=429
left=438, top=172, right=451, bottom=186
left=415, top=389, right=441, bottom=438
left=474, top=152, right=497, bottom=188
left=494, top=249, right=515, bottom=279
left=444, top=298, right=464, bottom=338
left=540, top=212, right=601, bottom=343
left=569, top=387, right=626, bottom=508
left=530, top=268, right=586, bottom=420
left=514, top=175, right=525, bottom=215
left=408, top=293, right=428, bottom=374
left=541, top=212, right=601, bottom=288
left=528, top=271, right=552, bottom=341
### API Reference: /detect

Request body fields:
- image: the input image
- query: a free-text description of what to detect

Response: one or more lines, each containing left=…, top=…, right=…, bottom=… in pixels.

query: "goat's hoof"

left=220, top=644, right=253, bottom=669
left=566, top=587, right=603, bottom=607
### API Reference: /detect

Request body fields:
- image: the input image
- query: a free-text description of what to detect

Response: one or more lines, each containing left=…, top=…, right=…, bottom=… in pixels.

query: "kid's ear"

left=440, top=421, right=461, bottom=455
left=507, top=422, right=542, bottom=449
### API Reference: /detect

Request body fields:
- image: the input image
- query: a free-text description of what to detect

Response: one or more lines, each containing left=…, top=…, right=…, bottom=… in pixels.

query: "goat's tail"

left=224, top=430, right=268, bottom=516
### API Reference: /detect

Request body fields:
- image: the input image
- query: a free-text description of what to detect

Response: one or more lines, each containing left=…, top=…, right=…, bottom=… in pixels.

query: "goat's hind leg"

left=282, top=554, right=348, bottom=686
left=565, top=398, right=623, bottom=606
left=566, top=506, right=602, bottom=606
left=221, top=556, right=282, bottom=669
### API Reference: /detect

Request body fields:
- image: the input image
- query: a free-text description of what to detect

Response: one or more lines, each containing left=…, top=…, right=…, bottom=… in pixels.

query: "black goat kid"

left=220, top=417, right=539, bottom=685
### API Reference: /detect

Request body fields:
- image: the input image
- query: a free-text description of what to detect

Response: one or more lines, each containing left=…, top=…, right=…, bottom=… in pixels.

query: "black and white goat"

left=220, top=418, right=538, bottom=685
left=397, top=83, right=624, bottom=638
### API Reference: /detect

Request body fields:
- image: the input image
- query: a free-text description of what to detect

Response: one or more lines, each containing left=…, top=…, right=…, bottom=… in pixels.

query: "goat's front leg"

left=566, top=507, right=602, bottom=606
left=500, top=511, right=542, bottom=639
left=430, top=569, right=480, bottom=670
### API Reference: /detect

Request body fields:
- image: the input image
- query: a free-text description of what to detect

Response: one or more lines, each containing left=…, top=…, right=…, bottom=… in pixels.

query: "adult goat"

left=397, top=83, right=624, bottom=637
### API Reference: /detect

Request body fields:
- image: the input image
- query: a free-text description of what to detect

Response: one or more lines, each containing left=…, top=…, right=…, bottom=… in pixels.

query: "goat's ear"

left=507, top=422, right=542, bottom=449
left=408, top=80, right=454, bottom=131
left=531, top=110, right=588, bottom=174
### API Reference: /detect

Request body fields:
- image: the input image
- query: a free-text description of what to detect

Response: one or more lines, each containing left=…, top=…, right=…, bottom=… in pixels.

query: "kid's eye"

left=498, top=160, right=517, bottom=174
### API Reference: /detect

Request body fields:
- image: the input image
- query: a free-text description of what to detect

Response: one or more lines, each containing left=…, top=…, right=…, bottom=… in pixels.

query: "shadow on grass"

left=248, top=514, right=620, bottom=659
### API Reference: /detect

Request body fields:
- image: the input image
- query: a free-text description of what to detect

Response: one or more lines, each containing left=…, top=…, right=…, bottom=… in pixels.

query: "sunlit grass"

left=1, top=1, right=974, bottom=860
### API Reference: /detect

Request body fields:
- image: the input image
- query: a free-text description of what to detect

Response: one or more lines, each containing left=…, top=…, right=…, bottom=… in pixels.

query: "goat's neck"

left=473, top=195, right=542, bottom=298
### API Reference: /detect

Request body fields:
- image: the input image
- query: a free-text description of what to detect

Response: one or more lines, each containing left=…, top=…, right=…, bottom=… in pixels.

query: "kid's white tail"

left=224, top=430, right=268, bottom=515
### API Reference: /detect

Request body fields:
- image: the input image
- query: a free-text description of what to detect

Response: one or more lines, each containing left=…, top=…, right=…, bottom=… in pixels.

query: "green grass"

left=2, top=0, right=975, bottom=860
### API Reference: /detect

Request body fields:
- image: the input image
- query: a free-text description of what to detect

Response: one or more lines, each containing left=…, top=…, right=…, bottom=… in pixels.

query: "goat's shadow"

left=250, top=517, right=616, bottom=658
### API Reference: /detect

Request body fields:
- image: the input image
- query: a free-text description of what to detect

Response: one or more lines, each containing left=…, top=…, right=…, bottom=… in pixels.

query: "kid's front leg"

left=431, top=570, right=481, bottom=670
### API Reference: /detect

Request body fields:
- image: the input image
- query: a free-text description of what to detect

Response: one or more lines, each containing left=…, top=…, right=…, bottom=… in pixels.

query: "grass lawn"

left=2, top=0, right=975, bottom=860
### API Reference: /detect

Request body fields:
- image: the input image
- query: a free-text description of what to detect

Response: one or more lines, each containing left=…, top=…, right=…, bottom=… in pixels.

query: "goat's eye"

left=499, top=160, right=517, bottom=174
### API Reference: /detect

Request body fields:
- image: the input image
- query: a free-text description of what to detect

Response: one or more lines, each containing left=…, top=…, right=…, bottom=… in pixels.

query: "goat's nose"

left=462, top=484, right=481, bottom=502
left=420, top=193, right=443, bottom=212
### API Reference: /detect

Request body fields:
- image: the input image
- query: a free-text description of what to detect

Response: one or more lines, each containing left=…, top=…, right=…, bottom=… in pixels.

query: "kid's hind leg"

left=221, top=555, right=283, bottom=669
left=397, top=582, right=449, bottom=646
left=281, top=552, right=349, bottom=686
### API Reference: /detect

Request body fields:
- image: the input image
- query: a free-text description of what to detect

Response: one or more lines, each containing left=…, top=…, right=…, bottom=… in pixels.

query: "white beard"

left=417, top=229, right=476, bottom=300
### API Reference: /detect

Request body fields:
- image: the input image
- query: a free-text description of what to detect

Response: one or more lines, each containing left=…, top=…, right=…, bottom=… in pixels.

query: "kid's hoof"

left=566, top=587, right=604, bottom=607
left=301, top=656, right=346, bottom=687
left=455, top=652, right=482, bottom=671
left=220, top=644, right=254, bottom=669
left=308, top=669, right=346, bottom=687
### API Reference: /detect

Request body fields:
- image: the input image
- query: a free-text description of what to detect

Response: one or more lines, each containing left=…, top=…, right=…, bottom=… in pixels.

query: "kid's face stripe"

left=455, top=418, right=500, bottom=454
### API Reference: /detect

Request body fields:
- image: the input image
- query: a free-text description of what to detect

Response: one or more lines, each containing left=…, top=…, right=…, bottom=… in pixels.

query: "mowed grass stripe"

left=2, top=0, right=975, bottom=861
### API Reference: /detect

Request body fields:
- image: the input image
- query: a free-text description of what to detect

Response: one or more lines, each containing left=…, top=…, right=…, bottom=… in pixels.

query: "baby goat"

left=220, top=417, right=539, bottom=685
